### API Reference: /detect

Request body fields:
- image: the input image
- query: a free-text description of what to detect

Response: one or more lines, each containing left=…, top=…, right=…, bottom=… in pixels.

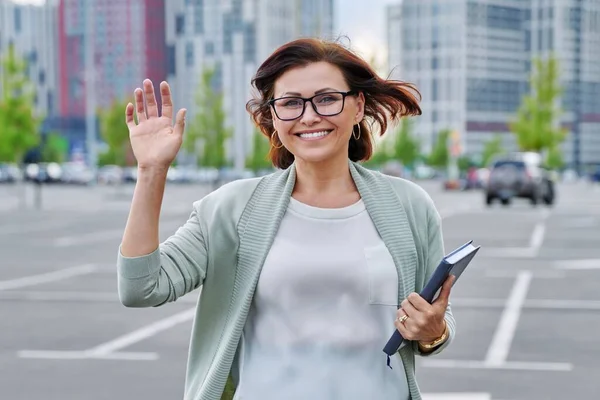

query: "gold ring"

left=397, top=314, right=408, bottom=324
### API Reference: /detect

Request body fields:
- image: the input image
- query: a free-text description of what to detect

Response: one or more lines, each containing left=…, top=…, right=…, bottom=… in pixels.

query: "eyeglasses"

left=268, top=90, right=357, bottom=121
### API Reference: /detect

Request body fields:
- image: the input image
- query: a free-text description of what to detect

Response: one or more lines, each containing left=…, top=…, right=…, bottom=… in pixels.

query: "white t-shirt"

left=232, top=197, right=409, bottom=400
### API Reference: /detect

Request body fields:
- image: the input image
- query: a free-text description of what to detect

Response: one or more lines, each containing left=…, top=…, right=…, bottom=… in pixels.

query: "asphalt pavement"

left=1, top=179, right=599, bottom=400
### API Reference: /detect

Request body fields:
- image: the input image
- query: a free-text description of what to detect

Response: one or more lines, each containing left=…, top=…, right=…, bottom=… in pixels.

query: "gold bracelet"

left=418, top=320, right=449, bottom=350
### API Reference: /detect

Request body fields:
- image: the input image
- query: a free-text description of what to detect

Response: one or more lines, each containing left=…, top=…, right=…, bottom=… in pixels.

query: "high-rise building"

left=57, top=0, right=167, bottom=117
left=0, top=0, right=59, bottom=117
left=165, top=0, right=335, bottom=171
left=529, top=0, right=600, bottom=171
left=386, top=4, right=403, bottom=82
left=388, top=0, right=600, bottom=170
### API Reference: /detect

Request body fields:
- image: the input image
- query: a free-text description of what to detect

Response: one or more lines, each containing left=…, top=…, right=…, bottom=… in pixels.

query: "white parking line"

left=0, top=220, right=73, bottom=236
left=53, top=229, right=125, bottom=247
left=485, top=271, right=532, bottom=367
left=0, top=290, right=199, bottom=303
left=18, top=350, right=158, bottom=361
left=0, top=264, right=96, bottom=291
left=422, top=359, right=572, bottom=372
left=554, top=259, right=600, bottom=270
left=85, top=308, right=196, bottom=357
left=4, top=291, right=599, bottom=311
left=18, top=308, right=196, bottom=361
left=52, top=220, right=184, bottom=247
left=422, top=394, right=490, bottom=400
left=481, top=210, right=549, bottom=259
left=528, top=222, right=546, bottom=257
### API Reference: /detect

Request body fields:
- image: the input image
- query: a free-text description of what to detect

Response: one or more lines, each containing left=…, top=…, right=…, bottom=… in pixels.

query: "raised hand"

left=126, top=79, right=186, bottom=170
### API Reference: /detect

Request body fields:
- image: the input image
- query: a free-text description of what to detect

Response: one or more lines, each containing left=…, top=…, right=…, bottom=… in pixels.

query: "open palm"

left=126, top=79, right=186, bottom=170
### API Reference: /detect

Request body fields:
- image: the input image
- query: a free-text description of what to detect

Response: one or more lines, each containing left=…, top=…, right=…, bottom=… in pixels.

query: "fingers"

left=173, top=108, right=187, bottom=137
left=399, top=299, right=417, bottom=318
left=125, top=103, right=135, bottom=129
left=406, top=292, right=430, bottom=312
left=394, top=308, right=416, bottom=340
left=160, top=81, right=173, bottom=119
left=134, top=88, right=146, bottom=122
left=433, top=274, right=455, bottom=309
left=144, top=79, right=159, bottom=118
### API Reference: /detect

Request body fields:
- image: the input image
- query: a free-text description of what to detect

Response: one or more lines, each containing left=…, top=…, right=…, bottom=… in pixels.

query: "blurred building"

left=386, top=4, right=403, bottom=81
left=0, top=0, right=59, bottom=117
left=388, top=0, right=600, bottom=170
left=57, top=0, right=167, bottom=117
left=165, top=0, right=335, bottom=171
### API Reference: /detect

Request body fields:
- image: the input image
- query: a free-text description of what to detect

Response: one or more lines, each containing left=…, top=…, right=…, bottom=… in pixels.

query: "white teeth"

left=298, top=130, right=330, bottom=138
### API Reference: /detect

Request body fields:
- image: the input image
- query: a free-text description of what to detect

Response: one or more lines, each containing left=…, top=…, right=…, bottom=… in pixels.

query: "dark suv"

left=485, top=154, right=555, bottom=206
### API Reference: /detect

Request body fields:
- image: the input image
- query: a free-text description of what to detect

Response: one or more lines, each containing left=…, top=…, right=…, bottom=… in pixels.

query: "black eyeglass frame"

left=268, top=90, right=358, bottom=121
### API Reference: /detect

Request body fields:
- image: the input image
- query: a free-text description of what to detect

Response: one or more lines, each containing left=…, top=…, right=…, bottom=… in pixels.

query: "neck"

left=293, top=154, right=356, bottom=198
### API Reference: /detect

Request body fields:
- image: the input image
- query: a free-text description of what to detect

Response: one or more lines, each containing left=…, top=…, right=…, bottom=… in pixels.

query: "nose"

left=300, top=100, right=321, bottom=125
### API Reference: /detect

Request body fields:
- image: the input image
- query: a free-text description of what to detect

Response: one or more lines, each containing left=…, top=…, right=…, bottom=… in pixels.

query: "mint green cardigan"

left=117, top=161, right=455, bottom=400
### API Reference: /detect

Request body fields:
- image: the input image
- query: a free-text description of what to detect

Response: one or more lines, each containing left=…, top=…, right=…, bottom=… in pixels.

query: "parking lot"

left=1, top=180, right=599, bottom=400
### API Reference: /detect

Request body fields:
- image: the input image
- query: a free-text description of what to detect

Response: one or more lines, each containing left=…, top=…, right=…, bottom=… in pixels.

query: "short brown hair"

left=246, top=37, right=422, bottom=169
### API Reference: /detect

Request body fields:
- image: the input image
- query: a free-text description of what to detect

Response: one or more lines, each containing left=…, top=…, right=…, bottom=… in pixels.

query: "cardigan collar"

left=236, top=160, right=417, bottom=305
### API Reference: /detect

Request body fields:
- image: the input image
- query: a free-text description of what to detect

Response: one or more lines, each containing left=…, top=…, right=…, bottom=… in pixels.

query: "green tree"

left=481, top=134, right=505, bottom=167
left=363, top=136, right=392, bottom=168
left=545, top=144, right=565, bottom=170
left=391, top=118, right=420, bottom=168
left=98, top=98, right=132, bottom=166
left=185, top=68, right=232, bottom=168
left=509, top=55, right=567, bottom=153
left=0, top=44, right=40, bottom=162
left=427, top=129, right=450, bottom=169
left=245, top=128, right=272, bottom=172
left=41, top=132, right=69, bottom=163
left=457, top=155, right=475, bottom=172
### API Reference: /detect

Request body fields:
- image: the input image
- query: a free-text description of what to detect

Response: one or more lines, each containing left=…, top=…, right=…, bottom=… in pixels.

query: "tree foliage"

left=0, top=44, right=40, bottom=163
left=41, top=132, right=69, bottom=163
left=184, top=67, right=232, bottom=168
left=481, top=134, right=505, bottom=167
left=245, top=128, right=272, bottom=172
left=427, top=129, right=450, bottom=169
left=545, top=144, right=565, bottom=170
left=391, top=118, right=420, bottom=168
left=98, top=98, right=132, bottom=166
left=509, top=55, right=567, bottom=152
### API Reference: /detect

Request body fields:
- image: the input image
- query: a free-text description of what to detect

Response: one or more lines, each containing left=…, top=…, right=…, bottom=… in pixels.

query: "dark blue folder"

left=383, top=240, right=480, bottom=367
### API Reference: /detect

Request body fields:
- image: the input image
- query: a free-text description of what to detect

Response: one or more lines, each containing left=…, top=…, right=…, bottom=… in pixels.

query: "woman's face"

left=271, top=62, right=365, bottom=166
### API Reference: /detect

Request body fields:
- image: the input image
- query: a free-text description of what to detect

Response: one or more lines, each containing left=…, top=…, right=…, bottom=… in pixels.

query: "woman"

left=118, top=38, right=456, bottom=400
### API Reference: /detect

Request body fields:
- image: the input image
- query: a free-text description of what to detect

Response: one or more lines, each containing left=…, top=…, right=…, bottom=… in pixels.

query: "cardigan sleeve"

left=414, top=203, right=456, bottom=357
left=117, top=205, right=207, bottom=308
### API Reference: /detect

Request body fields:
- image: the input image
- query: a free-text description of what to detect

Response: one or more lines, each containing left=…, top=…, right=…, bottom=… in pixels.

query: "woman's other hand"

left=126, top=79, right=186, bottom=171
left=394, top=275, right=455, bottom=343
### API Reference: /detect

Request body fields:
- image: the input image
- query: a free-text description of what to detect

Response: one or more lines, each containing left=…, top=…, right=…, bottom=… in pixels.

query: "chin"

left=292, top=147, right=342, bottom=165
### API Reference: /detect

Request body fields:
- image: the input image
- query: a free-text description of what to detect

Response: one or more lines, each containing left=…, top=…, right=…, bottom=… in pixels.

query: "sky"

left=334, top=0, right=400, bottom=68
left=12, top=0, right=399, bottom=68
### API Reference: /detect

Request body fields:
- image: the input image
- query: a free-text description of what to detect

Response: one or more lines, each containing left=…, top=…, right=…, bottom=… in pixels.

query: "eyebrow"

left=279, top=87, right=342, bottom=97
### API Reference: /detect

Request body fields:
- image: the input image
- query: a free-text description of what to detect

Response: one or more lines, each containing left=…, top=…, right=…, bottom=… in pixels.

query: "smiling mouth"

left=295, top=130, right=333, bottom=140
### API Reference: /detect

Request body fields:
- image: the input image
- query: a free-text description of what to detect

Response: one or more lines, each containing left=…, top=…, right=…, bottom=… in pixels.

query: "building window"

left=176, top=14, right=185, bottom=35
left=185, top=42, right=194, bottom=67
left=243, top=22, right=256, bottom=63
left=223, top=14, right=233, bottom=53
left=14, top=8, right=22, bottom=33
left=167, top=45, right=176, bottom=75
left=205, top=41, right=214, bottom=56
left=194, top=0, right=204, bottom=34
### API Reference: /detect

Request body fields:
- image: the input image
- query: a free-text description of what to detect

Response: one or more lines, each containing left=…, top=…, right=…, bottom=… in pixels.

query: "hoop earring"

left=353, top=123, right=361, bottom=140
left=271, top=131, right=284, bottom=149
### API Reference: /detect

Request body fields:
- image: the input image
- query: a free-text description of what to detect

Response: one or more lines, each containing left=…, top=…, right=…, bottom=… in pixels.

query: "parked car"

left=485, top=153, right=555, bottom=206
